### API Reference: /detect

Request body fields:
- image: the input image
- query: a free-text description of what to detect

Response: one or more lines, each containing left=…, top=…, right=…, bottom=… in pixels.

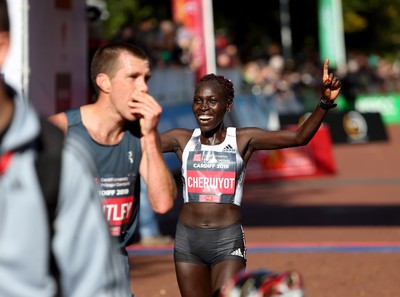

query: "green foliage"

left=342, top=0, right=400, bottom=61
left=100, top=0, right=400, bottom=62
left=103, top=0, right=154, bottom=39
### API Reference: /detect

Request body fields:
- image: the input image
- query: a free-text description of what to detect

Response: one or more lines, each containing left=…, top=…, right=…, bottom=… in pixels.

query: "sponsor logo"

left=343, top=111, right=368, bottom=143
left=199, top=194, right=221, bottom=203
left=231, top=248, right=244, bottom=258
left=193, top=153, right=203, bottom=162
left=128, top=151, right=134, bottom=164
left=222, top=144, right=235, bottom=152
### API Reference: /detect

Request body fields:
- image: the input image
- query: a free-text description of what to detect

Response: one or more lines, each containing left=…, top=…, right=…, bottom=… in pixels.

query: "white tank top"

left=181, top=127, right=246, bottom=206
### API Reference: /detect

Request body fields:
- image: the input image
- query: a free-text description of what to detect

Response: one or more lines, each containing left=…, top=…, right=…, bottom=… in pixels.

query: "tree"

left=342, top=0, right=400, bottom=60
left=101, top=0, right=400, bottom=62
left=103, top=0, right=154, bottom=39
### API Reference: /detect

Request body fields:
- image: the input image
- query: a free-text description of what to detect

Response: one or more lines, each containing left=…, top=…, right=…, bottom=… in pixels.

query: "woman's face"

left=192, top=82, right=232, bottom=132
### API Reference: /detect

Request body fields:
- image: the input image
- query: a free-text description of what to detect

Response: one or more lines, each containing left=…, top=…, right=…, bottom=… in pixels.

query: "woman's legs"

left=211, top=260, right=246, bottom=296
left=173, top=220, right=247, bottom=296
left=175, top=259, right=246, bottom=297
left=175, top=262, right=212, bottom=297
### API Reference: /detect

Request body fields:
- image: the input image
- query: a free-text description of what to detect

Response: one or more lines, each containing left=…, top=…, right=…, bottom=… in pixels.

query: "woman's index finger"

left=323, top=58, right=330, bottom=80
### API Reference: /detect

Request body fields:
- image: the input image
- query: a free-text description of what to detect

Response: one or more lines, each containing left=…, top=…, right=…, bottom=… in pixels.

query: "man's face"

left=108, top=51, right=151, bottom=121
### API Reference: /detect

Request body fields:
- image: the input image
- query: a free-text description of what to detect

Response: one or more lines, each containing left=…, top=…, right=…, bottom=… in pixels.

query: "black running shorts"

left=174, top=220, right=247, bottom=267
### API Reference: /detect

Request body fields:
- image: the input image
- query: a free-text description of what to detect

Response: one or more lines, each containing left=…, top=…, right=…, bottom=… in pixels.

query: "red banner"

left=172, top=0, right=207, bottom=79
left=245, top=125, right=336, bottom=182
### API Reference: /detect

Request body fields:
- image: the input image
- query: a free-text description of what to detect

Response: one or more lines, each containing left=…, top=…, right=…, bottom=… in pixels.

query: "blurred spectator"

left=111, top=23, right=136, bottom=44
left=153, top=19, right=183, bottom=67
left=135, top=16, right=159, bottom=66
left=375, top=54, right=400, bottom=93
left=106, top=15, right=400, bottom=115
left=175, top=21, right=202, bottom=70
left=217, top=43, right=240, bottom=69
left=241, top=60, right=263, bottom=93
left=340, top=58, right=362, bottom=110
left=215, top=28, right=241, bottom=69
left=241, top=57, right=304, bottom=115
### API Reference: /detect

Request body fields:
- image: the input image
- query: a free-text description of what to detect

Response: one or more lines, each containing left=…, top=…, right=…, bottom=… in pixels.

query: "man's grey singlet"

left=66, top=108, right=142, bottom=248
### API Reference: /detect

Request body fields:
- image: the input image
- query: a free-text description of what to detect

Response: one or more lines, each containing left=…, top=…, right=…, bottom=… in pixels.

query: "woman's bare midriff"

left=178, top=202, right=241, bottom=228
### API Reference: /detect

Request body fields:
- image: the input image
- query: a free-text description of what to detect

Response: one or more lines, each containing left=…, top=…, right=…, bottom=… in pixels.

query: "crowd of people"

left=240, top=48, right=400, bottom=114
left=98, top=17, right=400, bottom=116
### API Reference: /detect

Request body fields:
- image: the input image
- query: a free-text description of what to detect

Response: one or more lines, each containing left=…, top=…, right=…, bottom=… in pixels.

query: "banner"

left=280, top=111, right=389, bottom=144
left=356, top=94, right=400, bottom=124
left=245, top=125, right=337, bottom=182
left=171, top=0, right=215, bottom=80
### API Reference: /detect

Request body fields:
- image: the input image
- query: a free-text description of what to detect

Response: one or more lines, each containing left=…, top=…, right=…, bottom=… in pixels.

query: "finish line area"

left=127, top=241, right=400, bottom=256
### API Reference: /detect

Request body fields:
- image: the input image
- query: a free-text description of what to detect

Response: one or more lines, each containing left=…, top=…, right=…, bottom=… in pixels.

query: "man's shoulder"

left=48, top=110, right=73, bottom=133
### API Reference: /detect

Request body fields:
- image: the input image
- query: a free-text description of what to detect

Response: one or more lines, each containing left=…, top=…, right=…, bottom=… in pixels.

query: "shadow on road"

left=154, top=175, right=400, bottom=240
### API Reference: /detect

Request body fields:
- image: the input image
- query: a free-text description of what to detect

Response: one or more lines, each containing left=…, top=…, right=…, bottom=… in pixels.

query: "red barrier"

left=245, top=124, right=336, bottom=182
